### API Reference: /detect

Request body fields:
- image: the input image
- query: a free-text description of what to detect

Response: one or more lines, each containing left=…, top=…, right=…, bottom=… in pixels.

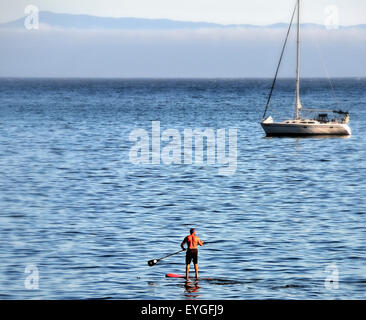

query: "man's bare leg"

left=186, top=264, right=190, bottom=280
left=194, top=264, right=199, bottom=279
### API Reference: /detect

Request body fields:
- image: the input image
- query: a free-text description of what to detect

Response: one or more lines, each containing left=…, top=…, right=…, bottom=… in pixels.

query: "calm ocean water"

left=0, top=78, right=365, bottom=299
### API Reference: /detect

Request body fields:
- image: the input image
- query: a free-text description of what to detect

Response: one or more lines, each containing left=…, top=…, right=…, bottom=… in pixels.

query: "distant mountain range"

left=1, top=11, right=366, bottom=30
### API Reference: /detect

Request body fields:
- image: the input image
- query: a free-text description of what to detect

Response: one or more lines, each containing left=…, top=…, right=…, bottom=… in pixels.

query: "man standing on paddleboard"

left=181, top=228, right=204, bottom=280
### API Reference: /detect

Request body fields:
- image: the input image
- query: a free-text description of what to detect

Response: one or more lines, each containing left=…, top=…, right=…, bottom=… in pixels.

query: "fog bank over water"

left=1, top=27, right=365, bottom=77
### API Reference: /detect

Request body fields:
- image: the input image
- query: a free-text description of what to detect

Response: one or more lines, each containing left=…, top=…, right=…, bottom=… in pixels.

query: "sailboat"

left=261, top=0, right=351, bottom=137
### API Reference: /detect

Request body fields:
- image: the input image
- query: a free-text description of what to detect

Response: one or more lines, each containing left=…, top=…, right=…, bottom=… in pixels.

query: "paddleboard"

left=166, top=273, right=185, bottom=278
left=165, top=273, right=216, bottom=281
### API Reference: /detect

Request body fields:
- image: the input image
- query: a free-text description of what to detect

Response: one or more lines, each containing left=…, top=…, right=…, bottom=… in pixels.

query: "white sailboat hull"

left=261, top=122, right=351, bottom=137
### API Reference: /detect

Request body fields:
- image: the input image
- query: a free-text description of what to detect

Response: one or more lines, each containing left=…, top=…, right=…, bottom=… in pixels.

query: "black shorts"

left=186, top=249, right=198, bottom=265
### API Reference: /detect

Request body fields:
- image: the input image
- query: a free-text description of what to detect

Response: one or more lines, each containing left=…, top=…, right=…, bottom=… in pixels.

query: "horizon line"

left=0, top=76, right=364, bottom=80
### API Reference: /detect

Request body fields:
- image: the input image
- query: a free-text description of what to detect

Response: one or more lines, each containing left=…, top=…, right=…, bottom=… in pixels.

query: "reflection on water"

left=263, top=135, right=351, bottom=140
left=184, top=280, right=201, bottom=299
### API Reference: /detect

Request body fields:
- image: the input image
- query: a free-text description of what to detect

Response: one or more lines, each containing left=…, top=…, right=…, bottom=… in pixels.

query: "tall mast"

left=295, top=0, right=301, bottom=119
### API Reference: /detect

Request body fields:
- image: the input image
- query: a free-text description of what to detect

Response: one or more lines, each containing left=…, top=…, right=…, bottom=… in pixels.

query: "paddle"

left=147, top=241, right=213, bottom=267
left=147, top=249, right=185, bottom=267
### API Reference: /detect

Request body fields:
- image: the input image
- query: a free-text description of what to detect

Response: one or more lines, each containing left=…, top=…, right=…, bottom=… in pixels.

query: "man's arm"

left=181, top=237, right=187, bottom=250
left=198, top=237, right=204, bottom=246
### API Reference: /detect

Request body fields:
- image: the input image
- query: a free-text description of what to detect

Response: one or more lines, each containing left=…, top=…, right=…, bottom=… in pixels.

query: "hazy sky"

left=1, top=0, right=366, bottom=25
left=1, top=1, right=365, bottom=77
